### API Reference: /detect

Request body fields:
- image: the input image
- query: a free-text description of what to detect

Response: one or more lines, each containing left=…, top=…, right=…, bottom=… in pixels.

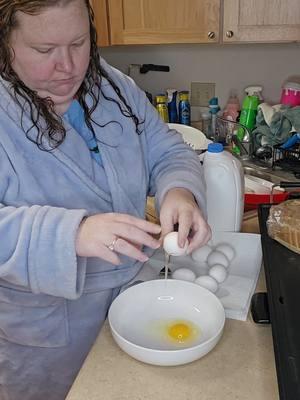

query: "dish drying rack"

left=272, top=143, right=300, bottom=178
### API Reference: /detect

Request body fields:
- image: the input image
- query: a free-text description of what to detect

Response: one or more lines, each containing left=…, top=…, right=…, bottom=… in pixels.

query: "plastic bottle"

left=222, top=92, right=240, bottom=122
left=280, top=82, right=300, bottom=107
left=203, top=143, right=244, bottom=232
left=201, top=111, right=211, bottom=138
left=166, top=89, right=178, bottom=123
left=238, top=86, right=262, bottom=134
left=208, top=97, right=220, bottom=140
left=155, top=94, right=169, bottom=123
left=233, top=86, right=262, bottom=155
left=178, top=91, right=191, bottom=125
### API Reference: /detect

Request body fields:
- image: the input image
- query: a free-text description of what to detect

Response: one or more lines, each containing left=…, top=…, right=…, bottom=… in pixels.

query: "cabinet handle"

left=226, top=30, right=234, bottom=38
left=208, top=31, right=215, bottom=39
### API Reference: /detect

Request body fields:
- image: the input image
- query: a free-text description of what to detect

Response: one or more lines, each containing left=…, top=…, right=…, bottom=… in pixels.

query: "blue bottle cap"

left=207, top=143, right=224, bottom=153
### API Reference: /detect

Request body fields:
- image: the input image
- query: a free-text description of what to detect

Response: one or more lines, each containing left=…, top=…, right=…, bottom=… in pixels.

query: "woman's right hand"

left=75, top=213, right=161, bottom=265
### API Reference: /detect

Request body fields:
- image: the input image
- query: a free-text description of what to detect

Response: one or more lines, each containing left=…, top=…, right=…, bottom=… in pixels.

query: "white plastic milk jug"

left=203, top=143, right=244, bottom=232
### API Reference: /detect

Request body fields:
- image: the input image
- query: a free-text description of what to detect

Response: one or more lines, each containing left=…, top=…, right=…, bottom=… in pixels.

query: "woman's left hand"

left=159, top=187, right=211, bottom=254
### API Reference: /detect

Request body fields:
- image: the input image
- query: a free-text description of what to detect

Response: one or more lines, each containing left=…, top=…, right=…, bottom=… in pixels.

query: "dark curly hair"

left=0, top=0, right=142, bottom=150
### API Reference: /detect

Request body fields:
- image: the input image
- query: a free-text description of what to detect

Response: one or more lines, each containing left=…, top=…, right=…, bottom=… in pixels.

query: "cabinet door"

left=223, top=0, right=300, bottom=43
left=90, top=0, right=110, bottom=46
left=107, top=0, right=220, bottom=45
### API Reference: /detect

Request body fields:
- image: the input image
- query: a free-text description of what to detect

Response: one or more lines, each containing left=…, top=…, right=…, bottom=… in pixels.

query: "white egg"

left=191, top=245, right=212, bottom=263
left=172, top=268, right=196, bottom=282
left=215, top=243, right=235, bottom=262
left=207, top=250, right=229, bottom=268
left=194, top=275, right=219, bottom=293
left=163, top=232, right=189, bottom=256
left=209, top=264, right=228, bottom=283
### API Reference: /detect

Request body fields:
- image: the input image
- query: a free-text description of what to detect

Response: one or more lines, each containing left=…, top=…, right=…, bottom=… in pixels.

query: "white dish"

left=108, top=279, right=225, bottom=366
left=168, top=123, right=211, bottom=150
left=245, top=175, right=284, bottom=194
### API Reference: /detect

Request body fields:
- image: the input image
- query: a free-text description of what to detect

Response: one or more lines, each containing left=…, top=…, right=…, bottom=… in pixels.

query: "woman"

left=0, top=0, right=210, bottom=399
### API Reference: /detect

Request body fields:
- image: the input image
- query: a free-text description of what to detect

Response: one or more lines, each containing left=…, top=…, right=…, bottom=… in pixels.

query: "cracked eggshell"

left=163, top=232, right=189, bottom=256
left=207, top=250, right=230, bottom=268
left=191, top=245, right=212, bottom=263
left=215, top=243, right=235, bottom=262
left=209, top=264, right=228, bottom=283
left=194, top=275, right=219, bottom=293
left=172, top=268, right=196, bottom=282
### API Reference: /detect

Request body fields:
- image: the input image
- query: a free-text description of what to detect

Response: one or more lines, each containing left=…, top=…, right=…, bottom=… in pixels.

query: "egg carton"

left=131, top=231, right=262, bottom=321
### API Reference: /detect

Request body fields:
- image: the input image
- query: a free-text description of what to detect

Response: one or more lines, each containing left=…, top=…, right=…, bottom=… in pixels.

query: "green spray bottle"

left=234, top=86, right=263, bottom=155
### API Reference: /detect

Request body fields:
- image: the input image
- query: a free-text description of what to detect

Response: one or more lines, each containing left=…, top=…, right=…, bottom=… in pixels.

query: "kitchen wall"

left=101, top=43, right=300, bottom=121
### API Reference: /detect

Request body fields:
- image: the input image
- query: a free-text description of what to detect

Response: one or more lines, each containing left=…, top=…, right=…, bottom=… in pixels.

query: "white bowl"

left=108, top=279, right=225, bottom=366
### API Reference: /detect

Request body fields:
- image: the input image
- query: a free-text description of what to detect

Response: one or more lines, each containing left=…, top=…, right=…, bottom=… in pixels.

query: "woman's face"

left=9, top=0, right=91, bottom=113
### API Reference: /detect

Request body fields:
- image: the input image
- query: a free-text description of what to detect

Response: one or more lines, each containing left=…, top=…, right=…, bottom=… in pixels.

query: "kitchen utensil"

left=108, top=279, right=225, bottom=366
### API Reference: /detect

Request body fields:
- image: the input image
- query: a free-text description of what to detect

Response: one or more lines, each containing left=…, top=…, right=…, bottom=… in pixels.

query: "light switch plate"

left=191, top=82, right=215, bottom=107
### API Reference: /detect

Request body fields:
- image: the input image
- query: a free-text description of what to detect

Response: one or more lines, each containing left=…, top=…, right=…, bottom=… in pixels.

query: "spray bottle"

left=234, top=86, right=263, bottom=155
left=238, top=86, right=262, bottom=134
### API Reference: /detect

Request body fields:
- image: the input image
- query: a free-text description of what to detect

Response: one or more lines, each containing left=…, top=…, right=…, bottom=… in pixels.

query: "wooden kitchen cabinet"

left=223, top=0, right=300, bottom=43
left=90, top=0, right=110, bottom=46
left=92, top=0, right=300, bottom=47
left=106, top=0, right=220, bottom=45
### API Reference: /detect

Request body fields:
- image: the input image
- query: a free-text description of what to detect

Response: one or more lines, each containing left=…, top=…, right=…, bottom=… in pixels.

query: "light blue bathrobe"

left=0, top=58, right=206, bottom=399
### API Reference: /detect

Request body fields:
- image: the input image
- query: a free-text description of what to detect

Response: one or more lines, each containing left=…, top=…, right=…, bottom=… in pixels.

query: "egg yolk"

left=167, top=323, right=192, bottom=342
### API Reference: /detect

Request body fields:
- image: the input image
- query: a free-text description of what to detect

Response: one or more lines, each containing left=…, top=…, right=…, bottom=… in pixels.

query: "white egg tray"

left=129, top=231, right=262, bottom=321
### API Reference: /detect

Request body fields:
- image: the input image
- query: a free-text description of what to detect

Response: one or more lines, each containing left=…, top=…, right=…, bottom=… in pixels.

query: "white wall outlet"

left=191, top=82, right=215, bottom=107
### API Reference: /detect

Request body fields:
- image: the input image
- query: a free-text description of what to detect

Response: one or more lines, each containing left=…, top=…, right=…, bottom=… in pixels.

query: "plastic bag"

left=267, top=199, right=300, bottom=254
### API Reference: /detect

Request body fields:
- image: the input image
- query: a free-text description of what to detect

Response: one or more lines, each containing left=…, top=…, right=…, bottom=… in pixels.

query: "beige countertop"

left=66, top=213, right=279, bottom=400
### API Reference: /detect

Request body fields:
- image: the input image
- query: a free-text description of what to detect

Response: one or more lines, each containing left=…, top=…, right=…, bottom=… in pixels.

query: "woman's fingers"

left=75, top=212, right=162, bottom=263
left=186, top=222, right=212, bottom=254
left=113, top=221, right=161, bottom=250
left=177, top=210, right=193, bottom=247
left=114, top=213, right=161, bottom=234
left=98, top=244, right=122, bottom=265
left=113, top=238, right=149, bottom=262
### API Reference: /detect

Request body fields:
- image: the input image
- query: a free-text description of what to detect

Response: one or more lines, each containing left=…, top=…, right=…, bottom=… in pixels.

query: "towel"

left=252, top=103, right=300, bottom=150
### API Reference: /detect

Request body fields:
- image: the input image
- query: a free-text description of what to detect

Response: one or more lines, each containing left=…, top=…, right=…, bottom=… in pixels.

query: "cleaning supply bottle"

left=166, top=89, right=178, bottom=123
left=222, top=92, right=240, bottom=122
left=208, top=97, right=220, bottom=140
left=234, top=86, right=262, bottom=155
left=203, top=143, right=244, bottom=232
left=178, top=91, right=191, bottom=125
left=238, top=86, right=262, bottom=133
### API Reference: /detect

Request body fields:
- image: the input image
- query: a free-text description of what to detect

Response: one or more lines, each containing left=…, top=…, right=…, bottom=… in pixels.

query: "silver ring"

left=107, top=237, right=119, bottom=252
